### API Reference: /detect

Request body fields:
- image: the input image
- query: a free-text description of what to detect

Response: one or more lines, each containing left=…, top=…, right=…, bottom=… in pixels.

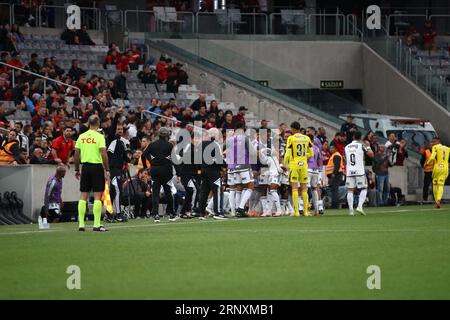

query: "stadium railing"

left=149, top=39, right=360, bottom=131
left=36, top=4, right=101, bottom=30
left=10, top=3, right=38, bottom=26
left=148, top=39, right=429, bottom=164
left=364, top=37, right=450, bottom=111
left=0, top=3, right=12, bottom=25
left=0, top=61, right=81, bottom=98
left=149, top=36, right=367, bottom=118
left=124, top=9, right=195, bottom=34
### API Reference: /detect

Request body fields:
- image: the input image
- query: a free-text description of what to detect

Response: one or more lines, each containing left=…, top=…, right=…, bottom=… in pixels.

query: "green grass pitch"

left=0, top=205, right=449, bottom=299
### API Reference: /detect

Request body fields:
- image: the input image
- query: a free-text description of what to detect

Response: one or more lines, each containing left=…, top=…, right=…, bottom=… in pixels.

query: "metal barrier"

left=125, top=9, right=194, bottom=33
left=196, top=12, right=229, bottom=34
left=230, top=13, right=268, bottom=35
left=37, top=5, right=100, bottom=29
left=124, top=10, right=156, bottom=33
left=0, top=61, right=81, bottom=98
left=269, top=12, right=307, bottom=35
left=429, top=14, right=450, bottom=33
left=386, top=14, right=428, bottom=36
left=11, top=3, right=39, bottom=26
left=308, top=13, right=345, bottom=36
left=0, top=3, right=11, bottom=25
left=391, top=39, right=450, bottom=110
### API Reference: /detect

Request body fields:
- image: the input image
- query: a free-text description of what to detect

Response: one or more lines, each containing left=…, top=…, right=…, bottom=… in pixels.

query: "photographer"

left=107, top=122, right=131, bottom=222
left=385, top=132, right=400, bottom=165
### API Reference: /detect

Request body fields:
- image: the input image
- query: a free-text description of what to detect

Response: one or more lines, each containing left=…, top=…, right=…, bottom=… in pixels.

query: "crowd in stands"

left=405, top=20, right=439, bottom=51
left=0, top=23, right=417, bottom=221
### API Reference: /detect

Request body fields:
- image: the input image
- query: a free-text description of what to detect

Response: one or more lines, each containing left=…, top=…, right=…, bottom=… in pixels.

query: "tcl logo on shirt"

left=80, top=138, right=96, bottom=144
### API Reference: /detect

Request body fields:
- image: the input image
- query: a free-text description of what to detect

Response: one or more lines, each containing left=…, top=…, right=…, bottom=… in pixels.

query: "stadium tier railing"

left=10, top=3, right=38, bottom=26
left=365, top=37, right=450, bottom=111
left=0, top=3, right=12, bottom=25
left=0, top=61, right=81, bottom=98
left=124, top=9, right=195, bottom=34
left=149, top=39, right=364, bottom=130
left=150, top=37, right=367, bottom=118
left=147, top=39, right=429, bottom=165
left=36, top=5, right=101, bottom=29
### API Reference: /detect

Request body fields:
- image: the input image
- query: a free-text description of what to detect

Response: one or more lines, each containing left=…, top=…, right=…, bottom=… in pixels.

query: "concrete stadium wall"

left=161, top=39, right=364, bottom=89
left=0, top=165, right=80, bottom=221
left=361, top=44, right=450, bottom=143
left=147, top=45, right=341, bottom=134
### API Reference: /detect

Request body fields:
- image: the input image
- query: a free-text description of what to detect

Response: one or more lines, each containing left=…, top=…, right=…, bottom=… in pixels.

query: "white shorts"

left=258, top=168, right=270, bottom=185
left=268, top=173, right=281, bottom=186
left=308, top=171, right=320, bottom=188
left=346, top=175, right=368, bottom=189
left=280, top=171, right=289, bottom=185
left=228, top=169, right=254, bottom=186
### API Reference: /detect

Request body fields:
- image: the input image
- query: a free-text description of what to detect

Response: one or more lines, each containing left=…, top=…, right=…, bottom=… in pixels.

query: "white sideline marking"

left=0, top=207, right=447, bottom=236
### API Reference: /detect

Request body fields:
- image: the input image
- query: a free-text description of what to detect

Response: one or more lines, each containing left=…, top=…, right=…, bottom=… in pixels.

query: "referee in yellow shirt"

left=74, top=115, right=110, bottom=232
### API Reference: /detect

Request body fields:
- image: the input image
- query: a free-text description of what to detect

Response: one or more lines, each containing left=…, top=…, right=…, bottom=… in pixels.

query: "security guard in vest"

left=326, top=144, right=344, bottom=209
left=421, top=142, right=434, bottom=202
left=0, top=130, right=20, bottom=166
left=74, top=115, right=110, bottom=232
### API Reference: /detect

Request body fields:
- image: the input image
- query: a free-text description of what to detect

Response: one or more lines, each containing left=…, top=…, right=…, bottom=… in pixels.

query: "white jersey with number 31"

left=345, top=141, right=368, bottom=177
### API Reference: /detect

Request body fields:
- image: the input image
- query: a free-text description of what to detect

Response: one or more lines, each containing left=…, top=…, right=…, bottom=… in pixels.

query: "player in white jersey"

left=278, top=130, right=295, bottom=215
left=259, top=147, right=283, bottom=217
left=344, top=131, right=374, bottom=215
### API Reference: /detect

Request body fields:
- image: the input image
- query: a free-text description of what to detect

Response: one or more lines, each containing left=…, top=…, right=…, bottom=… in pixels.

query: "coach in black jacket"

left=142, top=127, right=175, bottom=222
left=174, top=129, right=201, bottom=219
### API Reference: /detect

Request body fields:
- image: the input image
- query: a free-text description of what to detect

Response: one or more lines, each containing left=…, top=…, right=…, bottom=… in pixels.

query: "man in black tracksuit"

left=175, top=130, right=199, bottom=219
left=198, top=128, right=227, bottom=220
left=142, top=127, right=175, bottom=222
left=107, top=123, right=131, bottom=222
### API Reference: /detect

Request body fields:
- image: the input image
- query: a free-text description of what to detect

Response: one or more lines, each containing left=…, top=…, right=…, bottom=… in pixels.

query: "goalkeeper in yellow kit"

left=426, top=137, right=450, bottom=209
left=283, top=121, right=314, bottom=217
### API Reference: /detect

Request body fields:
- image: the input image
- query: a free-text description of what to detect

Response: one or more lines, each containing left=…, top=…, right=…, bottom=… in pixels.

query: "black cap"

left=239, top=106, right=248, bottom=111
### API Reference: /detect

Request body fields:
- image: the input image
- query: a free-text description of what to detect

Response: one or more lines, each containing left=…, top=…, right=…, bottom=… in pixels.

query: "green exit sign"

left=320, top=80, right=344, bottom=89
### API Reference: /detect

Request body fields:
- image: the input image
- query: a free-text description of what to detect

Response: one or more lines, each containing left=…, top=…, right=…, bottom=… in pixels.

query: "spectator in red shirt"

left=76, top=76, right=92, bottom=97
left=330, top=132, right=345, bottom=157
left=156, top=56, right=168, bottom=83
left=7, top=51, right=24, bottom=69
left=103, top=48, right=121, bottom=68
left=422, top=20, right=437, bottom=51
left=51, top=126, right=74, bottom=165
left=116, top=54, right=130, bottom=73
left=31, top=107, right=50, bottom=128
left=128, top=45, right=141, bottom=69
left=204, top=113, right=217, bottom=129
left=232, top=106, right=247, bottom=127
left=221, top=110, right=235, bottom=131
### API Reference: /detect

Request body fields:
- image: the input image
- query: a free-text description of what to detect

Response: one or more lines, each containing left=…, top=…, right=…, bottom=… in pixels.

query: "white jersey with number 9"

left=345, top=141, right=368, bottom=177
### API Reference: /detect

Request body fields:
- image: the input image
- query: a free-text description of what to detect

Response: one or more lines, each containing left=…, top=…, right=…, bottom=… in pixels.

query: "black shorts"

left=80, top=163, right=105, bottom=193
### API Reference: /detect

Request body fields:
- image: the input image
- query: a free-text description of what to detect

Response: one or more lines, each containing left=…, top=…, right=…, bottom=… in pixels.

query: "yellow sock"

left=302, top=191, right=310, bottom=216
left=292, top=189, right=299, bottom=217
left=433, top=184, right=439, bottom=202
left=78, top=200, right=86, bottom=228
left=436, top=184, right=444, bottom=202
left=93, top=200, right=102, bottom=228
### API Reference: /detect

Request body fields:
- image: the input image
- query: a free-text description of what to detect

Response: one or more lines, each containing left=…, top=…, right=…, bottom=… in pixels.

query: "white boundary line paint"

left=0, top=207, right=447, bottom=236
